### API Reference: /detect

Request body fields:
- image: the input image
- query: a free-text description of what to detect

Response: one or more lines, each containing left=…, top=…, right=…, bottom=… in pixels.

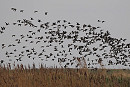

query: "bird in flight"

left=98, top=20, right=105, bottom=23
left=102, top=21, right=105, bottom=23
left=98, top=20, right=101, bottom=22
left=20, top=10, right=24, bottom=12
left=0, top=8, right=129, bottom=69
left=45, top=12, right=48, bottom=15
left=11, top=8, right=17, bottom=11
left=34, top=11, right=38, bottom=13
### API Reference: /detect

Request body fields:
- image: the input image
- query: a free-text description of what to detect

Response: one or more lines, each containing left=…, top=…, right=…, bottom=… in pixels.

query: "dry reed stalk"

left=0, top=64, right=129, bottom=87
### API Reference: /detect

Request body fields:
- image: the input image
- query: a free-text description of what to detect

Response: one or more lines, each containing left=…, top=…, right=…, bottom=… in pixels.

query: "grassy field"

left=0, top=64, right=129, bottom=87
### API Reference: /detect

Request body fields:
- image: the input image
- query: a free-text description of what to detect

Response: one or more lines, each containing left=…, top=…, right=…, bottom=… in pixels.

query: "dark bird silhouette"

left=0, top=60, right=4, bottom=63
left=102, top=21, right=105, bottom=23
left=1, top=27, right=6, bottom=30
left=1, top=8, right=130, bottom=69
left=38, top=19, right=42, bottom=22
left=20, top=10, right=24, bottom=12
left=30, top=17, right=34, bottom=20
left=45, top=12, right=48, bottom=15
left=34, top=11, right=38, bottom=13
left=5, top=22, right=9, bottom=25
left=13, top=23, right=17, bottom=25
left=11, top=8, right=17, bottom=11
left=98, top=20, right=101, bottom=22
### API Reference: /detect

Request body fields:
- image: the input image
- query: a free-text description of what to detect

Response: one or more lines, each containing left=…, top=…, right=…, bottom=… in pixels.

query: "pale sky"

left=0, top=0, right=130, bottom=69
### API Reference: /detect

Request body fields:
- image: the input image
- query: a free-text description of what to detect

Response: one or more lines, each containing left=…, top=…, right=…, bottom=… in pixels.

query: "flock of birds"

left=0, top=8, right=130, bottom=69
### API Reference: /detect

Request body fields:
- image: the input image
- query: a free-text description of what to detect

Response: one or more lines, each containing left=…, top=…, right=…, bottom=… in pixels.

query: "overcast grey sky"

left=0, top=0, right=130, bottom=41
left=0, top=0, right=130, bottom=69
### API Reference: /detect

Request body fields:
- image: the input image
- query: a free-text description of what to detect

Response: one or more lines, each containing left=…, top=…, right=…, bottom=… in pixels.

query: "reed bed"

left=0, top=64, right=129, bottom=87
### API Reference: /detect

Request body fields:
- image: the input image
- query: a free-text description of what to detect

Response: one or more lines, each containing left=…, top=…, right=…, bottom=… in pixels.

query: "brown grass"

left=0, top=64, right=129, bottom=87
